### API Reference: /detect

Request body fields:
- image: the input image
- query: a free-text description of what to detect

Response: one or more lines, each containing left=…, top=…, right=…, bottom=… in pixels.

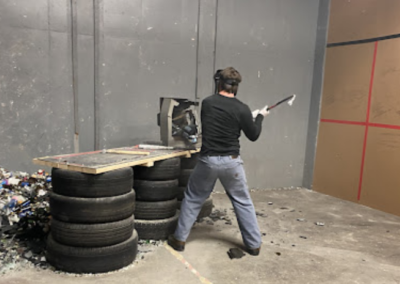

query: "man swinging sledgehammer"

left=168, top=67, right=269, bottom=256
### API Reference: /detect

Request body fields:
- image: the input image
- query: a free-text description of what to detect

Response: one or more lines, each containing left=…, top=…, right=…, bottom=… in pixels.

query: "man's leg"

left=173, top=156, right=218, bottom=243
left=219, top=156, right=262, bottom=252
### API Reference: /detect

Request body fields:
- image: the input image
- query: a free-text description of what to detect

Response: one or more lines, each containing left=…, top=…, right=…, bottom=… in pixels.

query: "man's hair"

left=218, top=67, right=242, bottom=94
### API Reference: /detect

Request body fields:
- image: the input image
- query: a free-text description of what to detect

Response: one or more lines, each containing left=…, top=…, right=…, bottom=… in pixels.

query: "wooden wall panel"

left=370, top=38, right=400, bottom=126
left=313, top=123, right=364, bottom=202
left=328, top=0, right=400, bottom=44
left=360, top=127, right=400, bottom=215
left=377, top=1, right=400, bottom=38
left=314, top=0, right=400, bottom=217
left=320, top=44, right=373, bottom=122
left=328, top=0, right=377, bottom=44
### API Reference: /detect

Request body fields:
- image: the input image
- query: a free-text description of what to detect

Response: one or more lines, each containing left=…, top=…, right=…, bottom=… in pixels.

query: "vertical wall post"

left=71, top=0, right=79, bottom=153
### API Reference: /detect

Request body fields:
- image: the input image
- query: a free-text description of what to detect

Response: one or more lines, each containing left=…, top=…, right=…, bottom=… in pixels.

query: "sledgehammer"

left=266, top=94, right=296, bottom=111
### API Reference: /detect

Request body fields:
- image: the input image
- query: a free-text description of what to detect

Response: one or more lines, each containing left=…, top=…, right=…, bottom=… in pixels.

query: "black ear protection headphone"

left=213, top=69, right=239, bottom=96
left=213, top=69, right=223, bottom=94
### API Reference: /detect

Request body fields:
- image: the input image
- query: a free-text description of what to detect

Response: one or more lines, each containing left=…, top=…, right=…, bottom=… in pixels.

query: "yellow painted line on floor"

left=164, top=243, right=213, bottom=284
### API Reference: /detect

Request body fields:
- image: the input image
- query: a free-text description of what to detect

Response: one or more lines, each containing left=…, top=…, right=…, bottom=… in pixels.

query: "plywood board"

left=328, top=0, right=400, bottom=44
left=370, top=38, right=400, bottom=126
left=313, top=122, right=365, bottom=202
left=376, top=0, right=400, bottom=38
left=33, top=147, right=199, bottom=174
left=320, top=44, right=374, bottom=122
left=360, top=127, right=400, bottom=215
left=328, top=0, right=377, bottom=44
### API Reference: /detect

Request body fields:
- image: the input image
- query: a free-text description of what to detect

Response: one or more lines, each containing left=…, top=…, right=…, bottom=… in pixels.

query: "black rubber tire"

left=50, top=215, right=134, bottom=247
left=134, top=199, right=177, bottom=220
left=46, top=230, right=138, bottom=274
left=181, top=153, right=199, bottom=169
left=135, top=212, right=179, bottom=240
left=50, top=190, right=136, bottom=224
left=134, top=179, right=178, bottom=201
left=134, top=158, right=181, bottom=181
left=51, top=167, right=133, bottom=198
left=177, top=186, right=185, bottom=201
left=179, top=169, right=193, bottom=186
left=177, top=197, right=213, bottom=219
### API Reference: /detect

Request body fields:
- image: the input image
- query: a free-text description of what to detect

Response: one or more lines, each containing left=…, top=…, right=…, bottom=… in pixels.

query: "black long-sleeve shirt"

left=200, top=93, right=264, bottom=156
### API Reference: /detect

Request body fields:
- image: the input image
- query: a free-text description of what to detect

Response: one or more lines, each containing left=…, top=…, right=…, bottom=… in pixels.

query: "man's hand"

left=260, top=105, right=270, bottom=117
left=252, top=109, right=260, bottom=119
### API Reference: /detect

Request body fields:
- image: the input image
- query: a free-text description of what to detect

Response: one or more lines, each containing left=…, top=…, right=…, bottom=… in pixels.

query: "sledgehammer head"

left=288, top=94, right=296, bottom=106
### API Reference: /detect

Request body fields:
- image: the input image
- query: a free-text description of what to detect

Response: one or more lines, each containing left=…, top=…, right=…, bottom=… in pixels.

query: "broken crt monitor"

left=157, top=97, right=202, bottom=149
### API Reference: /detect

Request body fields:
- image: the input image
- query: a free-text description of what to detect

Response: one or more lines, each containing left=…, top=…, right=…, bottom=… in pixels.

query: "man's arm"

left=239, top=105, right=264, bottom=141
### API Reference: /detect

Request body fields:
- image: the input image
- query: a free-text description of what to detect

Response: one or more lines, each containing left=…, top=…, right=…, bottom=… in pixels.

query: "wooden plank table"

left=33, top=146, right=199, bottom=174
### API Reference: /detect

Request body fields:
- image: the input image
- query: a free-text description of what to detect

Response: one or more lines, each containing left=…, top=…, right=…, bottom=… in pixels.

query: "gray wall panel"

left=97, top=0, right=198, bottom=149
left=47, top=31, right=74, bottom=155
left=103, top=0, right=141, bottom=39
left=141, top=0, right=198, bottom=44
left=77, top=0, right=94, bottom=36
left=97, top=37, right=142, bottom=148
left=0, top=2, right=74, bottom=172
left=0, top=27, right=50, bottom=170
left=49, top=0, right=70, bottom=33
left=215, top=0, right=320, bottom=189
left=77, top=35, right=95, bottom=153
left=0, top=0, right=48, bottom=30
left=77, top=0, right=95, bottom=152
left=197, top=0, right=217, bottom=98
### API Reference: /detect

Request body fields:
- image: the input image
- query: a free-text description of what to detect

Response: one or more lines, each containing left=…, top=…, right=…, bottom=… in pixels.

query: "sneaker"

left=167, top=235, right=185, bottom=251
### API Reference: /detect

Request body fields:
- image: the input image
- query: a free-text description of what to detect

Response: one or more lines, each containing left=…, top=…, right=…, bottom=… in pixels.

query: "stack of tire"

left=179, top=153, right=214, bottom=221
left=46, top=167, right=137, bottom=273
left=133, top=158, right=181, bottom=240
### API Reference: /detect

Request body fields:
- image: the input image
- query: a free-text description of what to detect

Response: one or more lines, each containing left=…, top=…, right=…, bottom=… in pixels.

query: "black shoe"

left=167, top=235, right=185, bottom=252
left=247, top=247, right=260, bottom=256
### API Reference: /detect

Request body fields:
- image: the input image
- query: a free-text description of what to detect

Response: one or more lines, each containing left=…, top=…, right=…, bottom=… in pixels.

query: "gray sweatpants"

left=174, top=155, right=262, bottom=249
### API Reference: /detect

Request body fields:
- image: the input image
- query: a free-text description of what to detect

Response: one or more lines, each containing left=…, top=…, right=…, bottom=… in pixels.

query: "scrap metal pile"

left=0, top=167, right=51, bottom=274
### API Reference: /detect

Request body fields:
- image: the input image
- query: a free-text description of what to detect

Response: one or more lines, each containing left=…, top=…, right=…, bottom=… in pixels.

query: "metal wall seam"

left=93, top=0, right=103, bottom=150
left=71, top=0, right=79, bottom=153
left=195, top=0, right=201, bottom=100
left=212, top=0, right=219, bottom=94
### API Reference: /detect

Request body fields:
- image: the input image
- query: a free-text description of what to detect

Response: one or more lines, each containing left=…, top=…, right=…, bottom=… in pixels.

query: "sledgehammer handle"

left=267, top=95, right=295, bottom=111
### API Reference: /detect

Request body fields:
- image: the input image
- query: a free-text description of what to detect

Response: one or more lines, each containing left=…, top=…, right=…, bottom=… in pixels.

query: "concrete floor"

left=2, top=188, right=400, bottom=284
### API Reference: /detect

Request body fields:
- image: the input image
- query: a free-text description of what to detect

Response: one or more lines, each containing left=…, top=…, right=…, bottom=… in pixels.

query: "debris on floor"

left=315, top=222, right=325, bottom=226
left=256, top=212, right=266, bottom=217
left=296, top=218, right=306, bottom=222
left=0, top=167, right=52, bottom=275
left=227, top=248, right=245, bottom=259
left=136, top=239, right=163, bottom=261
left=209, top=209, right=227, bottom=222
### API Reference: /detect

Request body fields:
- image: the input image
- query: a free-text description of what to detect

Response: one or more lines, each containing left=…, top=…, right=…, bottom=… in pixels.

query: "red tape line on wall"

left=358, top=41, right=378, bottom=201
